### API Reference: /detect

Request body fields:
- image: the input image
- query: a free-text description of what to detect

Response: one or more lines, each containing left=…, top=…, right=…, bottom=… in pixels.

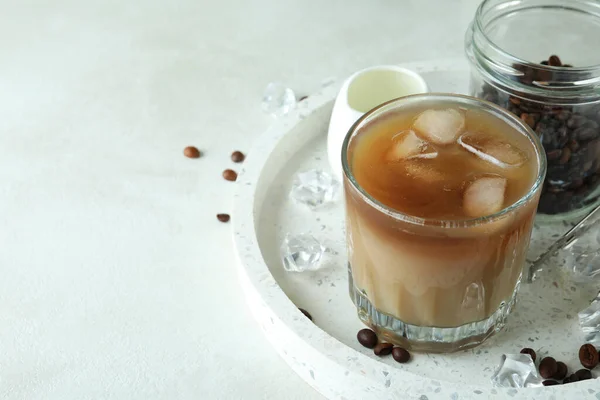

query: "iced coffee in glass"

left=342, top=94, right=546, bottom=353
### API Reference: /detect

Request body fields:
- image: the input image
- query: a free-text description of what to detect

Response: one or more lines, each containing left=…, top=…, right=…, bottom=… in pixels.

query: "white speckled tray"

left=233, top=59, right=600, bottom=400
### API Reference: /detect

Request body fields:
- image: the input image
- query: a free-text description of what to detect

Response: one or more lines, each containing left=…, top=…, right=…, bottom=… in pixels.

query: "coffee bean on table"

left=553, top=361, right=568, bottom=380
left=374, top=342, right=394, bottom=356
left=216, top=213, right=230, bottom=223
left=223, top=169, right=238, bottom=181
left=542, top=380, right=559, bottom=386
left=357, top=329, right=378, bottom=349
left=579, top=343, right=599, bottom=369
left=520, top=348, right=537, bottom=362
left=231, top=151, right=245, bottom=163
left=183, top=146, right=201, bottom=158
left=392, top=347, right=410, bottom=363
left=298, top=308, right=312, bottom=321
left=539, top=357, right=558, bottom=379
left=298, top=96, right=308, bottom=102
left=575, top=368, right=592, bottom=380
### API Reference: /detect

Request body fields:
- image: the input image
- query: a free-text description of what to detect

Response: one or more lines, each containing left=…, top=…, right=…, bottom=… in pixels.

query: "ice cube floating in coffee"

left=351, top=107, right=537, bottom=220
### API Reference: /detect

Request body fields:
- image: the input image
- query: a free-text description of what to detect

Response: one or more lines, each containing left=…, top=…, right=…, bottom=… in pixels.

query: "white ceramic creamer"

left=327, top=65, right=429, bottom=180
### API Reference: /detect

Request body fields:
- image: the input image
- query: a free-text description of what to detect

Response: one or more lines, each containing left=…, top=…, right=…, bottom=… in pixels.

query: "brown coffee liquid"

left=350, top=108, right=538, bottom=219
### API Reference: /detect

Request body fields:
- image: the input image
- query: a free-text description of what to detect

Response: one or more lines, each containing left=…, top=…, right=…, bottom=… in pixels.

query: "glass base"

left=348, top=264, right=519, bottom=353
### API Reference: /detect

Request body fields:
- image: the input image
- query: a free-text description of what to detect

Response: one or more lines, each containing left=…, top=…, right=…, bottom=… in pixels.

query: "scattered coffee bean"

left=298, top=308, right=312, bottom=321
left=520, top=348, right=537, bottom=362
left=298, top=96, right=308, bottom=102
left=374, top=342, right=394, bottom=356
left=566, top=373, right=580, bottom=384
left=357, top=329, right=378, bottom=349
left=575, top=368, right=592, bottom=380
left=216, top=213, right=230, bottom=223
left=542, top=380, right=559, bottom=386
left=392, top=347, right=410, bottom=363
left=231, top=151, right=245, bottom=163
left=183, top=146, right=201, bottom=158
left=579, top=343, right=599, bottom=369
left=548, top=55, right=562, bottom=67
left=539, top=357, right=558, bottom=379
left=223, top=169, right=238, bottom=181
left=553, top=361, right=568, bottom=380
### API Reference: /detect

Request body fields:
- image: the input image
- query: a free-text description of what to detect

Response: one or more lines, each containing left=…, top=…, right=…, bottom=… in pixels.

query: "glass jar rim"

left=474, top=0, right=600, bottom=71
left=466, top=0, right=600, bottom=99
left=341, top=93, right=547, bottom=228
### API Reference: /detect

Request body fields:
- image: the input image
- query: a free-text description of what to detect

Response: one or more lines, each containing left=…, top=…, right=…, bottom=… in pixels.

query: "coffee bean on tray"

left=223, top=169, right=238, bottom=181
left=183, top=146, right=201, bottom=158
left=539, top=357, right=558, bottom=379
left=357, top=329, right=378, bottom=349
left=575, top=368, right=592, bottom=380
left=542, top=380, right=559, bottom=386
left=216, top=213, right=230, bottom=223
left=565, top=373, right=579, bottom=384
left=553, top=361, right=568, bottom=380
left=579, top=344, right=599, bottom=369
left=374, top=342, right=394, bottom=356
left=392, top=347, right=410, bottom=363
left=520, top=348, right=537, bottom=362
left=298, top=308, right=312, bottom=321
left=231, top=151, right=245, bottom=163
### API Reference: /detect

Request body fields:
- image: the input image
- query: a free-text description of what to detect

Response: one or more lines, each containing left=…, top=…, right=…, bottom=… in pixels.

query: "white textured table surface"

left=0, top=1, right=482, bottom=399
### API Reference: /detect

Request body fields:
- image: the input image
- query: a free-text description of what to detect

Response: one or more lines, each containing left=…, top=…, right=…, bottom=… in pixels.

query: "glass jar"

left=465, top=0, right=600, bottom=218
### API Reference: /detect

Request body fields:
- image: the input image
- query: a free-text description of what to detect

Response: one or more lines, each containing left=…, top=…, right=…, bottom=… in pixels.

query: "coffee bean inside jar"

left=465, top=0, right=600, bottom=217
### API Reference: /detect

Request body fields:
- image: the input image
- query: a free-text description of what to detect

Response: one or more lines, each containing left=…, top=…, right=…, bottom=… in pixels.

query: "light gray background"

left=0, top=1, right=482, bottom=398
